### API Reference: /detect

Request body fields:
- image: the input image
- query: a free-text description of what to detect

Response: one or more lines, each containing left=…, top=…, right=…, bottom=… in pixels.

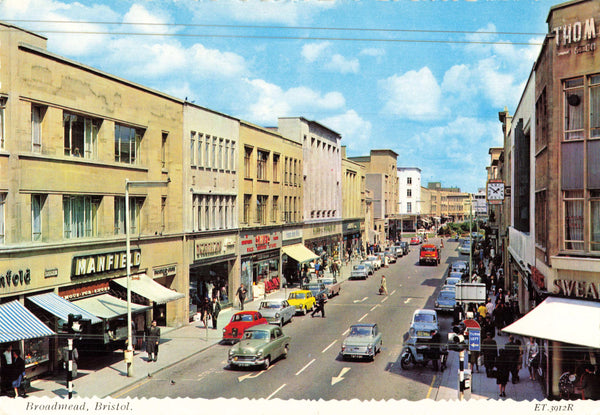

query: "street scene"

left=1, top=0, right=600, bottom=413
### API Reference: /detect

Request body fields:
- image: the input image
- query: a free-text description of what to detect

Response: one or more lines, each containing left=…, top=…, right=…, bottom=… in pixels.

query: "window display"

left=24, top=337, right=50, bottom=367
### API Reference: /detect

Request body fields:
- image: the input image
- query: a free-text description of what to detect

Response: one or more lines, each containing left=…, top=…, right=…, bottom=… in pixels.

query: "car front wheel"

left=302, top=306, right=307, bottom=315
left=263, top=356, right=270, bottom=370
left=282, top=345, right=289, bottom=359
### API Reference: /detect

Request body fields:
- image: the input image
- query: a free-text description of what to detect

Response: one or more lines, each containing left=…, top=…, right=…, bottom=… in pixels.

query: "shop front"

left=239, top=229, right=282, bottom=301
left=189, top=234, right=237, bottom=318
left=281, top=227, right=319, bottom=286
left=304, top=222, right=342, bottom=265
left=342, top=220, right=362, bottom=259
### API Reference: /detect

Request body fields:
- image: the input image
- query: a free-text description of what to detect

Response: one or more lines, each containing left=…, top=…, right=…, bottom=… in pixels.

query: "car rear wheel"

left=282, top=345, right=289, bottom=359
left=279, top=318, right=284, bottom=327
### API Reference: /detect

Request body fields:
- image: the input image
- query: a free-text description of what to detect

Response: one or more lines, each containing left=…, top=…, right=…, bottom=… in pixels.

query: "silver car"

left=258, top=299, right=296, bottom=327
left=340, top=323, right=383, bottom=361
left=350, top=264, right=369, bottom=280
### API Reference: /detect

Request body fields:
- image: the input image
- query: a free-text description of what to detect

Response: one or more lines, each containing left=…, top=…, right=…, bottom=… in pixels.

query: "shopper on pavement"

left=506, top=335, right=520, bottom=383
left=482, top=332, right=498, bottom=378
left=526, top=337, right=540, bottom=380
left=10, top=349, right=25, bottom=398
left=496, top=348, right=510, bottom=397
left=236, top=283, right=247, bottom=310
left=146, top=320, right=160, bottom=362
left=210, top=297, right=221, bottom=330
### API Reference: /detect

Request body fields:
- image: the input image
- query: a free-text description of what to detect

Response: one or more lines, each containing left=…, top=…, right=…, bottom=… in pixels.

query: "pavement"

left=19, top=241, right=545, bottom=401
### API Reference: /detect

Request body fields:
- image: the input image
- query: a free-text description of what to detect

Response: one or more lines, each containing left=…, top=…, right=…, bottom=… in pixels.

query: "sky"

left=0, top=0, right=558, bottom=193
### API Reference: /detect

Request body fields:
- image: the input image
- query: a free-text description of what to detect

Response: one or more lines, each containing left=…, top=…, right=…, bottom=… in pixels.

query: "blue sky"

left=1, top=0, right=557, bottom=193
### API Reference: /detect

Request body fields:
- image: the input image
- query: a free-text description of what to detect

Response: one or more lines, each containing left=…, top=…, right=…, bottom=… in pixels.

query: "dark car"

left=399, top=241, right=410, bottom=255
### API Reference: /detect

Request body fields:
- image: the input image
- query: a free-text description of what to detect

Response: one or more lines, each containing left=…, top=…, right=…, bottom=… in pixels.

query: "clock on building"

left=487, top=181, right=505, bottom=201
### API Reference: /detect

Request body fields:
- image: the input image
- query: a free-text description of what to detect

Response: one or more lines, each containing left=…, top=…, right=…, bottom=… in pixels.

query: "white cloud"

left=360, top=48, right=385, bottom=57
left=122, top=4, right=174, bottom=35
left=321, top=110, right=372, bottom=151
left=325, top=54, right=360, bottom=74
left=379, top=67, right=448, bottom=121
left=302, top=42, right=331, bottom=62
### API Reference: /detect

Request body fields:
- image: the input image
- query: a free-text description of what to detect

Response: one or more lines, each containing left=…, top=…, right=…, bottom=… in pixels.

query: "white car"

left=367, top=255, right=382, bottom=270
left=350, top=264, right=369, bottom=280
left=258, top=299, right=296, bottom=327
left=360, top=259, right=375, bottom=274
left=458, top=241, right=471, bottom=255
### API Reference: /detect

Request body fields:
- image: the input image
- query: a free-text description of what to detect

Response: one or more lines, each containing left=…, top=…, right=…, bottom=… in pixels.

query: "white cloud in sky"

left=122, top=4, right=174, bottom=35
left=302, top=42, right=331, bottom=62
left=378, top=67, right=448, bottom=121
left=325, top=54, right=360, bottom=74
left=243, top=78, right=346, bottom=124
left=360, top=48, right=385, bottom=57
left=321, top=110, right=372, bottom=151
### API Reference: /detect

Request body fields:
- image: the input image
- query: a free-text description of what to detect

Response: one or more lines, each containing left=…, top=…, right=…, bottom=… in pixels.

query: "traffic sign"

left=469, top=328, right=481, bottom=352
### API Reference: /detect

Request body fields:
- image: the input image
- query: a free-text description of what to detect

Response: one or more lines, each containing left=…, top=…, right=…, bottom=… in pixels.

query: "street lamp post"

left=125, top=178, right=169, bottom=377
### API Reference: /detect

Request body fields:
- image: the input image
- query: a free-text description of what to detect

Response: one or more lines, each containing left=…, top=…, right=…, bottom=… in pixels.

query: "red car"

left=410, top=236, right=421, bottom=245
left=222, top=311, right=268, bottom=343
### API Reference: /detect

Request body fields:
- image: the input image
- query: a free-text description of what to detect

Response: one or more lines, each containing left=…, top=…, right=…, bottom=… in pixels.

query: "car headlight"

left=409, top=327, right=415, bottom=337
left=275, top=313, right=280, bottom=318
left=256, top=351, right=263, bottom=357
left=367, top=344, right=373, bottom=350
left=434, top=301, right=439, bottom=307
left=222, top=328, right=226, bottom=333
left=228, top=349, right=235, bottom=356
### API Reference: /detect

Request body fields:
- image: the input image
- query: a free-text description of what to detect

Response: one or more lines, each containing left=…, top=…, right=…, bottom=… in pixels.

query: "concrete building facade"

left=341, top=147, right=366, bottom=257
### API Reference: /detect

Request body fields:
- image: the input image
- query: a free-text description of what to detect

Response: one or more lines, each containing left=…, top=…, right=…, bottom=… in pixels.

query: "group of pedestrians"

left=0, top=344, right=26, bottom=398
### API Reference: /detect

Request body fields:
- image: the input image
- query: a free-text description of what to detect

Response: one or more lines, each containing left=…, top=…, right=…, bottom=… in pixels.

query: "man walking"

left=236, top=283, right=247, bottom=310
left=482, top=332, right=498, bottom=378
left=311, top=292, right=326, bottom=318
left=146, top=320, right=160, bottom=362
left=506, top=335, right=520, bottom=383
left=210, top=297, right=221, bottom=330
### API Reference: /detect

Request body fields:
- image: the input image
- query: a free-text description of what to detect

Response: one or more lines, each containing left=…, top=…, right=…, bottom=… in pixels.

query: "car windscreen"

left=234, top=314, right=254, bottom=322
left=439, top=291, right=455, bottom=300
left=349, top=327, right=373, bottom=336
left=353, top=265, right=365, bottom=270
left=244, top=330, right=269, bottom=340
left=289, top=293, right=306, bottom=299
left=421, top=247, right=436, bottom=252
left=260, top=302, right=281, bottom=309
left=414, top=314, right=435, bottom=323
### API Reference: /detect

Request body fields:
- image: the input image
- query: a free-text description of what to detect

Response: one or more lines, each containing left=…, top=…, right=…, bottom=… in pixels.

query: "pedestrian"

left=1, top=344, right=12, bottom=395
left=496, top=348, right=510, bottom=397
left=515, top=339, right=524, bottom=374
left=380, top=275, right=388, bottom=295
left=485, top=297, right=495, bottom=318
left=236, top=283, right=247, bottom=310
left=145, top=320, right=160, bottom=362
left=429, top=329, right=442, bottom=371
left=482, top=332, right=498, bottom=378
left=10, top=349, right=25, bottom=398
left=506, top=335, right=520, bottom=383
left=200, top=296, right=211, bottom=327
left=526, top=337, right=540, bottom=380
left=477, top=302, right=487, bottom=319
left=579, top=364, right=597, bottom=400
left=311, top=292, right=326, bottom=318
left=493, top=300, right=505, bottom=336
left=210, top=297, right=221, bottom=330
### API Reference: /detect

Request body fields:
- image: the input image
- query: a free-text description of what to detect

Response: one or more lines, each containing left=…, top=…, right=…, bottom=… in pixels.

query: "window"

left=591, top=190, right=600, bottom=251
left=564, top=77, right=584, bottom=141
left=115, top=124, right=142, bottom=164
left=591, top=75, right=600, bottom=139
left=0, top=193, right=5, bottom=244
left=32, top=105, right=45, bottom=153
left=293, top=160, right=297, bottom=186
left=536, top=88, right=548, bottom=151
left=272, top=196, right=279, bottom=223
left=407, top=177, right=412, bottom=185
left=257, top=150, right=268, bottom=180
left=204, top=196, right=209, bottom=230
left=256, top=195, right=267, bottom=224
left=244, top=147, right=253, bottom=179
left=197, top=134, right=204, bottom=168
left=563, top=190, right=584, bottom=250
left=0, top=97, right=6, bottom=149
left=32, top=194, right=45, bottom=241
left=273, top=154, right=280, bottom=182
left=224, top=140, right=229, bottom=171
left=161, top=197, right=167, bottom=232
left=204, top=135, right=210, bottom=167
left=162, top=132, right=168, bottom=168
left=114, top=197, right=143, bottom=235
left=64, top=195, right=100, bottom=239
left=284, top=157, right=289, bottom=185
left=63, top=112, right=100, bottom=158
left=212, top=136, right=217, bottom=168
left=218, top=138, right=224, bottom=169
left=407, top=202, right=412, bottom=213
left=407, top=189, right=412, bottom=197
left=230, top=141, right=236, bottom=171
left=243, top=194, right=251, bottom=224
left=190, top=132, right=196, bottom=166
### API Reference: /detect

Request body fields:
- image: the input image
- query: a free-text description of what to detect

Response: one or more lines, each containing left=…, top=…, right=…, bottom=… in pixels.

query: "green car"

left=227, top=324, right=291, bottom=369
left=340, top=323, right=383, bottom=361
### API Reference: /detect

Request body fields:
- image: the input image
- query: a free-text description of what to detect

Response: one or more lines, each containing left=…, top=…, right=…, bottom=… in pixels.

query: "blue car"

left=434, top=289, right=456, bottom=312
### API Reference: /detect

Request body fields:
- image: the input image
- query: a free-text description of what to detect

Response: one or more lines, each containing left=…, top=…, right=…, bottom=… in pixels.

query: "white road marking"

left=342, top=328, right=350, bottom=336
left=404, top=298, right=412, bottom=304
left=295, top=358, right=316, bottom=376
left=322, top=340, right=338, bottom=353
left=381, top=296, right=388, bottom=303
left=390, top=289, right=397, bottom=296
left=266, top=384, right=286, bottom=400
left=331, top=367, right=351, bottom=386
left=353, top=297, right=368, bottom=303
left=358, top=313, right=368, bottom=322
left=237, top=371, right=263, bottom=382
left=370, top=304, right=379, bottom=311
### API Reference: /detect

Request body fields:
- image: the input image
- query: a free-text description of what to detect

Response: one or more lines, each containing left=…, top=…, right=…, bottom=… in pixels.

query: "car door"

left=272, top=327, right=284, bottom=357
left=283, top=300, right=293, bottom=321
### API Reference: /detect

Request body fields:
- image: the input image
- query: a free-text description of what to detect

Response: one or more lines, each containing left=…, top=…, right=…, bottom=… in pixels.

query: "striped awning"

left=113, top=274, right=185, bottom=305
left=72, top=293, right=151, bottom=319
left=281, top=244, right=319, bottom=263
left=27, top=292, right=102, bottom=325
left=0, top=300, right=55, bottom=343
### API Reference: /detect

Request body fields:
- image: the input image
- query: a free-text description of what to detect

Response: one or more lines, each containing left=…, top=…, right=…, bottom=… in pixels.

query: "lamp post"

left=125, top=178, right=169, bottom=377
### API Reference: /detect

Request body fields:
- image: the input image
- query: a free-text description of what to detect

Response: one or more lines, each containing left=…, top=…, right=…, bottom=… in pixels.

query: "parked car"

left=419, top=244, right=440, bottom=266
left=392, top=246, right=404, bottom=258
left=408, top=309, right=439, bottom=340
left=222, top=311, right=268, bottom=343
left=443, top=276, right=461, bottom=288
left=399, top=241, right=410, bottom=255
left=301, top=282, right=329, bottom=302
left=410, top=236, right=421, bottom=245
left=258, top=299, right=296, bottom=327
left=360, top=260, right=375, bottom=275
left=383, top=249, right=397, bottom=263
left=367, top=255, right=382, bottom=270
left=350, top=264, right=369, bottom=280
left=458, top=241, right=472, bottom=255
left=340, top=323, right=383, bottom=361
left=449, top=260, right=469, bottom=276
left=318, top=276, right=341, bottom=297
left=227, top=324, right=290, bottom=369
left=434, top=289, right=456, bottom=312
left=287, top=290, right=316, bottom=315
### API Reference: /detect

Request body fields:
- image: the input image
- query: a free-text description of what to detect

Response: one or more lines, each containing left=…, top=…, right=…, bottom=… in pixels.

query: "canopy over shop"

left=0, top=300, right=55, bottom=343
left=27, top=292, right=102, bottom=326
left=281, top=244, right=319, bottom=285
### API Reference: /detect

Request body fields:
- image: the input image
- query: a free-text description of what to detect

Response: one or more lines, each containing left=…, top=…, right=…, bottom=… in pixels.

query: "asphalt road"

left=117, top=239, right=464, bottom=400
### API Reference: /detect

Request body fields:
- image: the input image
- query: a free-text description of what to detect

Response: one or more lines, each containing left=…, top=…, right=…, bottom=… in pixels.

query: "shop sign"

left=312, top=224, right=337, bottom=236
left=194, top=237, right=235, bottom=261
left=60, top=280, right=109, bottom=300
left=282, top=228, right=302, bottom=241
left=343, top=221, right=361, bottom=234
left=531, top=267, right=546, bottom=291
left=552, top=17, right=597, bottom=56
left=240, top=231, right=281, bottom=254
left=72, top=249, right=141, bottom=279
left=45, top=268, right=59, bottom=278
left=153, top=264, right=177, bottom=278
left=552, top=279, right=600, bottom=300
left=0, top=269, right=31, bottom=290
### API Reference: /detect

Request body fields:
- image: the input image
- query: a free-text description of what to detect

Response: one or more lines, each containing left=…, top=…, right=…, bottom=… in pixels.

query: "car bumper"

left=341, top=346, right=375, bottom=359
left=228, top=355, right=266, bottom=367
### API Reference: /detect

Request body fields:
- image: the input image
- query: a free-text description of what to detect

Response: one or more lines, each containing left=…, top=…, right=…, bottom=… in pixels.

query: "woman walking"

left=526, top=337, right=540, bottom=380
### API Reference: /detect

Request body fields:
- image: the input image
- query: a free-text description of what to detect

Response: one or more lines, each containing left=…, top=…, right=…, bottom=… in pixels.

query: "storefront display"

left=24, top=337, right=49, bottom=367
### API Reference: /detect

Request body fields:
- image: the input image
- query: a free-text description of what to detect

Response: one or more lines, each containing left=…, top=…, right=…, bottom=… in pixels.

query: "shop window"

left=64, top=195, right=101, bottom=239
left=563, top=190, right=584, bottom=250
left=114, top=124, right=142, bottom=165
left=64, top=112, right=100, bottom=159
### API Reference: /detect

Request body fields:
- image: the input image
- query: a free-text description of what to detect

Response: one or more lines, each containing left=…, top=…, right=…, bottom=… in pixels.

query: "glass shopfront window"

left=24, top=337, right=50, bottom=367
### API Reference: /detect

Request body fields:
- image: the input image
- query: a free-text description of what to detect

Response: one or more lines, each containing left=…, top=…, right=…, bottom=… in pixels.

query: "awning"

left=113, top=274, right=185, bottom=305
left=72, top=294, right=151, bottom=320
left=503, top=297, right=600, bottom=349
left=27, top=292, right=102, bottom=325
left=282, top=244, right=319, bottom=263
left=0, top=300, right=55, bottom=343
